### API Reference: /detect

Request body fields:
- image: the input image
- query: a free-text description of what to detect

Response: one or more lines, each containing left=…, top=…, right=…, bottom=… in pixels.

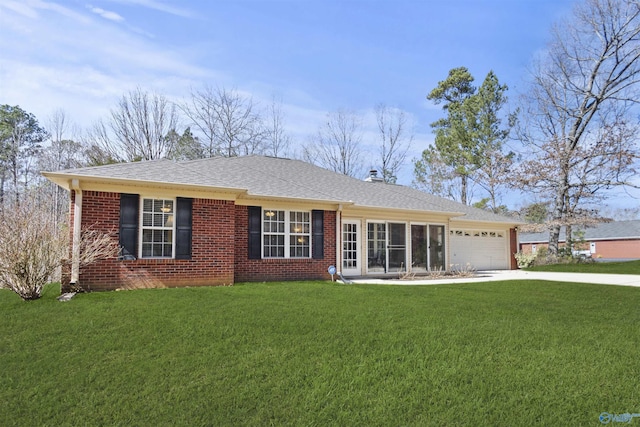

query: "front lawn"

left=1, top=281, right=638, bottom=426
left=526, top=259, right=640, bottom=274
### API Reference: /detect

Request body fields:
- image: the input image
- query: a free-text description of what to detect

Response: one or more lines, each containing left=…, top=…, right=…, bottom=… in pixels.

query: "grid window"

left=141, top=199, right=174, bottom=258
left=263, top=209, right=311, bottom=258
left=289, top=211, right=310, bottom=258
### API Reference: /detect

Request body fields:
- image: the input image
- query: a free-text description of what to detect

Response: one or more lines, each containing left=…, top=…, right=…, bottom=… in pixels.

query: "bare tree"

left=375, top=104, right=413, bottom=183
left=109, top=87, right=179, bottom=161
left=304, top=109, right=364, bottom=177
left=181, top=86, right=265, bottom=157
left=515, top=0, right=640, bottom=256
left=264, top=96, right=291, bottom=158
left=37, top=109, right=84, bottom=223
left=82, top=120, right=123, bottom=165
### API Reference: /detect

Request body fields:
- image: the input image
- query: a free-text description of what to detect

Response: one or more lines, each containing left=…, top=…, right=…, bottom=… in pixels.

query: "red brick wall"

left=234, top=206, right=336, bottom=282
left=589, top=240, right=640, bottom=259
left=67, top=192, right=235, bottom=292
left=64, top=192, right=337, bottom=292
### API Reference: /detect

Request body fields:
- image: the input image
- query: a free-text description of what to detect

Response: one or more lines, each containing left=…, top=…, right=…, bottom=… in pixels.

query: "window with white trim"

left=263, top=209, right=310, bottom=258
left=141, top=198, right=174, bottom=258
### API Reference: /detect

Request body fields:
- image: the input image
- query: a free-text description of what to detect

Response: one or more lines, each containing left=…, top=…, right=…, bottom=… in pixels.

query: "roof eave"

left=42, top=172, right=249, bottom=198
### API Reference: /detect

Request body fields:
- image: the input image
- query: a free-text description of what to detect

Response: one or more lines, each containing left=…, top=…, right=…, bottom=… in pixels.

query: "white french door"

left=342, top=220, right=361, bottom=276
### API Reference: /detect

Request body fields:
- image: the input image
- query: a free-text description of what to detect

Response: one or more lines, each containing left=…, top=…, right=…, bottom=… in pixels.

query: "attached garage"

left=450, top=229, right=510, bottom=270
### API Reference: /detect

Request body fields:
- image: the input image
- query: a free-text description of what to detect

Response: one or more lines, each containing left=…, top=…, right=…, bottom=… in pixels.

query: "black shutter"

left=119, top=193, right=139, bottom=260
left=175, top=197, right=193, bottom=260
left=248, top=206, right=262, bottom=259
left=312, top=210, right=324, bottom=259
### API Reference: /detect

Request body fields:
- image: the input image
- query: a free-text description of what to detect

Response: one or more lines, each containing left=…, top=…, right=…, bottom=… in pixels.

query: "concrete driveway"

left=346, top=269, right=640, bottom=288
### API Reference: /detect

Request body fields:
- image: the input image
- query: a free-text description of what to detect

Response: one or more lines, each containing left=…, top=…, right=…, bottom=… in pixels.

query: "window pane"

left=142, top=243, right=152, bottom=257
left=289, top=235, right=309, bottom=258
left=143, top=212, right=152, bottom=227
left=141, top=198, right=174, bottom=258
left=290, top=211, right=310, bottom=234
left=153, top=245, right=163, bottom=257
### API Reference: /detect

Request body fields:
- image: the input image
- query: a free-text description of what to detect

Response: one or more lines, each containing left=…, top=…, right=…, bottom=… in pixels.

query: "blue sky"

left=7, top=0, right=635, bottom=212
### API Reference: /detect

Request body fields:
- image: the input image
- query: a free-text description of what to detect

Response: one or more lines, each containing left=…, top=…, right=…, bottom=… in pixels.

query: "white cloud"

left=89, top=6, right=125, bottom=22
left=105, top=0, right=195, bottom=18
left=0, top=0, right=39, bottom=18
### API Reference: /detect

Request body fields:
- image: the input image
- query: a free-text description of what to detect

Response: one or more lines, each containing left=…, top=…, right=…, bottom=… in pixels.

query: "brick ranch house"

left=519, top=220, right=640, bottom=260
left=43, top=156, right=521, bottom=292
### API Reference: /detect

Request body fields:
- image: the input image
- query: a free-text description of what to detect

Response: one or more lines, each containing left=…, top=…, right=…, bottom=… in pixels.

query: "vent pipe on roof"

left=365, top=169, right=384, bottom=183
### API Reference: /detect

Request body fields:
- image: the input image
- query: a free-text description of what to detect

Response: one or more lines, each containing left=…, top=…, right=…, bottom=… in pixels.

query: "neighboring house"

left=519, top=220, right=640, bottom=260
left=43, top=156, right=521, bottom=292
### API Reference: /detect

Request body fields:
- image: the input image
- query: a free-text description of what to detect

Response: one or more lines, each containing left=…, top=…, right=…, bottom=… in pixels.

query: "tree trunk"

left=461, top=174, right=467, bottom=205
left=548, top=185, right=567, bottom=257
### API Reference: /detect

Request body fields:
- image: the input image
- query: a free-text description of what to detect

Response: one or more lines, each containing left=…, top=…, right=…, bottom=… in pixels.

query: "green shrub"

left=514, top=251, right=536, bottom=268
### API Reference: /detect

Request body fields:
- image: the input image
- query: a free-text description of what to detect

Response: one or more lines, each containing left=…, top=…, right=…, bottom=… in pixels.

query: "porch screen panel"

left=388, top=223, right=406, bottom=271
left=367, top=223, right=386, bottom=272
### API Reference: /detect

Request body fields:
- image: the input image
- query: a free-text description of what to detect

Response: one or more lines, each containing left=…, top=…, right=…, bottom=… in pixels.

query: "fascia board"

left=41, top=172, right=248, bottom=200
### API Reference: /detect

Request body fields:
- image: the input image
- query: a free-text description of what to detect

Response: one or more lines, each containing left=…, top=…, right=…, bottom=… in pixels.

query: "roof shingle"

left=46, top=156, right=518, bottom=224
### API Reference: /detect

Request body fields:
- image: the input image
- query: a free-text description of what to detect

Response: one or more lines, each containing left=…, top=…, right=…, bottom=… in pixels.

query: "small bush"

left=449, top=263, right=476, bottom=277
left=0, top=200, right=119, bottom=300
left=515, top=251, right=537, bottom=268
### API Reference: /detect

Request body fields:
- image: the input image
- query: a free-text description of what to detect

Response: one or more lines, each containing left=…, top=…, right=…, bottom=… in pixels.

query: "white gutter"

left=70, top=179, right=82, bottom=284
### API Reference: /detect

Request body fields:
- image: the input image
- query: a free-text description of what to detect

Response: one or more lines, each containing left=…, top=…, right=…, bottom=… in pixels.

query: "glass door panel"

left=342, top=221, right=360, bottom=275
left=429, top=225, right=445, bottom=271
left=367, top=223, right=386, bottom=273
left=411, top=225, right=428, bottom=271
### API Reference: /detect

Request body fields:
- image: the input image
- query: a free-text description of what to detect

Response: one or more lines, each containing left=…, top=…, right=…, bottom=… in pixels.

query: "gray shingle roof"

left=46, top=156, right=518, bottom=224
left=519, top=220, right=640, bottom=243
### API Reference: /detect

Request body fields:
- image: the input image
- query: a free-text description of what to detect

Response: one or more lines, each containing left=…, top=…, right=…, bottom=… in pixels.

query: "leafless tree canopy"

left=515, top=0, right=640, bottom=255
left=109, top=88, right=179, bottom=161
left=181, top=86, right=265, bottom=157
left=37, top=109, right=84, bottom=223
left=304, top=109, right=364, bottom=178
left=264, top=96, right=291, bottom=158
left=375, top=104, right=413, bottom=183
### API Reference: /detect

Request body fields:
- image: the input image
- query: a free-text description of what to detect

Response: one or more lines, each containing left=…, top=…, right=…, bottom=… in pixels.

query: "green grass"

left=1, top=281, right=639, bottom=426
left=526, top=259, right=640, bottom=274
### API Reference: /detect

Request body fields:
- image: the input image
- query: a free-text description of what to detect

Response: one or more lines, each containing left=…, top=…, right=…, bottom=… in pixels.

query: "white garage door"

left=450, top=229, right=509, bottom=270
